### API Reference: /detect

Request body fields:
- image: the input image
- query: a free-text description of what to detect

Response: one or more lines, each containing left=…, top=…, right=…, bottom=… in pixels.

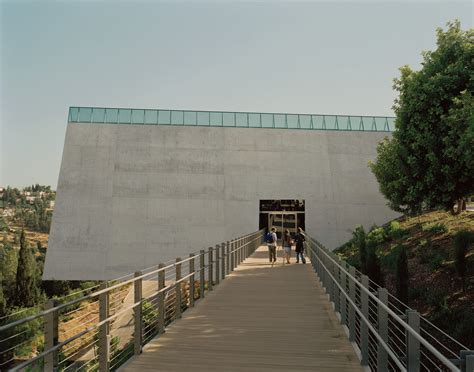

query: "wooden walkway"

left=121, top=246, right=363, bottom=371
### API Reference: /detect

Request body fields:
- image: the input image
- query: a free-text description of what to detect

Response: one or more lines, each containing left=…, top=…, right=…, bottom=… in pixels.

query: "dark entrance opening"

left=259, top=200, right=305, bottom=239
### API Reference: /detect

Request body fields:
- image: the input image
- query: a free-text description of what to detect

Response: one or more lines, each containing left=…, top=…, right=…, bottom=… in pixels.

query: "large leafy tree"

left=370, top=21, right=474, bottom=214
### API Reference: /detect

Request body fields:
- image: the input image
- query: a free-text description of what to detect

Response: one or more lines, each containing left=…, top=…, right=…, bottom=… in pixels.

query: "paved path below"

left=121, top=246, right=363, bottom=371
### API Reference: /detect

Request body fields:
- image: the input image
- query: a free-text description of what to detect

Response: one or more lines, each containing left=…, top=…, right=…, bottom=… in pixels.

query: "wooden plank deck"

left=121, top=246, right=363, bottom=371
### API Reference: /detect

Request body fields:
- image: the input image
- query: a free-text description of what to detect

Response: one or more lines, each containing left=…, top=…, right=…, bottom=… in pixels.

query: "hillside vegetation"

left=334, top=210, right=474, bottom=348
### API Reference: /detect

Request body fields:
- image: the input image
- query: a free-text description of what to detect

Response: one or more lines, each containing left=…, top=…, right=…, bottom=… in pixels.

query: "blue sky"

left=1, top=1, right=472, bottom=188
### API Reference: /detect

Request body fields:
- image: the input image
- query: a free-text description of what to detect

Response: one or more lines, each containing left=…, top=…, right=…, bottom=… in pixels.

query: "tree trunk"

left=457, top=199, right=463, bottom=214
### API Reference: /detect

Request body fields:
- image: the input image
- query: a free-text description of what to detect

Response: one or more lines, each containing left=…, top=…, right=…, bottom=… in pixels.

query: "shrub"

left=387, top=221, right=409, bottom=240
left=367, top=226, right=387, bottom=245
left=422, top=223, right=448, bottom=234
left=428, top=252, right=445, bottom=271
left=380, top=245, right=400, bottom=272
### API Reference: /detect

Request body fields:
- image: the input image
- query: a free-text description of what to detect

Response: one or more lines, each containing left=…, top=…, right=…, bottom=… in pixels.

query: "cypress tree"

left=395, top=245, right=409, bottom=305
left=366, top=240, right=384, bottom=287
left=0, top=274, right=6, bottom=318
left=353, top=226, right=367, bottom=273
left=454, top=230, right=471, bottom=292
left=16, top=230, right=39, bottom=307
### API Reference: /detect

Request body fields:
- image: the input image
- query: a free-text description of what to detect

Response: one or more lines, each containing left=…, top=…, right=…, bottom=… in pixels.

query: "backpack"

left=265, top=232, right=275, bottom=244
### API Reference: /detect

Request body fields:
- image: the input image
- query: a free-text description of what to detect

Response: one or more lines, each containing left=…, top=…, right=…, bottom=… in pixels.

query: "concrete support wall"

left=43, top=123, right=398, bottom=280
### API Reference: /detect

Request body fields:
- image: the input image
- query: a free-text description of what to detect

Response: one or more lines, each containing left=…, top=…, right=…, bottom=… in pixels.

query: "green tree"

left=395, top=245, right=409, bottom=305
left=454, top=230, right=472, bottom=292
left=15, top=230, right=40, bottom=307
left=370, top=21, right=474, bottom=214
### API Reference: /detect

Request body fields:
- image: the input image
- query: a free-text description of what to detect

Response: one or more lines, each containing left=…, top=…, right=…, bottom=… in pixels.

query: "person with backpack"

left=282, top=229, right=293, bottom=264
left=266, top=227, right=278, bottom=265
left=294, top=227, right=306, bottom=264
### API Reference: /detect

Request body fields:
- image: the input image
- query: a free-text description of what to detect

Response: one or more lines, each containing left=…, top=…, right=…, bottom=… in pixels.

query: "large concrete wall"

left=43, top=123, right=398, bottom=280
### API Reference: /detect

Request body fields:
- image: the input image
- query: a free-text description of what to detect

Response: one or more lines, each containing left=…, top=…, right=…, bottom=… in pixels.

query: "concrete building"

left=43, top=107, right=399, bottom=280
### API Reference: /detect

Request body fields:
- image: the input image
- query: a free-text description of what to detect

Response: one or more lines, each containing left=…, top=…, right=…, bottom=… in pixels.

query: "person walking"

left=294, top=227, right=306, bottom=264
left=282, top=229, right=292, bottom=264
left=266, top=227, right=278, bottom=265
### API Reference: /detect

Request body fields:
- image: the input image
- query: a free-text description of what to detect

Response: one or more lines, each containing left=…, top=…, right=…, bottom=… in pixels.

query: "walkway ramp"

left=121, top=246, right=362, bottom=371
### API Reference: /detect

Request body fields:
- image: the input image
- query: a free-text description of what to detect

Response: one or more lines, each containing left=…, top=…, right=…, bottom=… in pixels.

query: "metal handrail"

left=2, top=229, right=265, bottom=371
left=304, top=233, right=472, bottom=372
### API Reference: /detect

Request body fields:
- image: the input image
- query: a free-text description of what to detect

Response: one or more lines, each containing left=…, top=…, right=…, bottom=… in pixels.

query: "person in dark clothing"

left=294, top=227, right=306, bottom=264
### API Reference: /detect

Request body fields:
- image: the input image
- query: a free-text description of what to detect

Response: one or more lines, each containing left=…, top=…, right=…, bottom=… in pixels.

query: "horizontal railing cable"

left=2, top=229, right=264, bottom=371
left=303, top=232, right=471, bottom=372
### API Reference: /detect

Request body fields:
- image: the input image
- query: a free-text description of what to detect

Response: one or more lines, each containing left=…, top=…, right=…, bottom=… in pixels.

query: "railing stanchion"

left=199, top=251, right=205, bottom=300
left=237, top=238, right=241, bottom=265
left=189, top=253, right=195, bottom=308
left=226, top=241, right=230, bottom=276
left=208, top=247, right=214, bottom=290
left=230, top=240, right=235, bottom=271
left=377, top=288, right=388, bottom=371
left=340, top=263, right=347, bottom=326
left=99, top=282, right=110, bottom=372
left=406, top=309, right=420, bottom=372
left=221, top=242, right=226, bottom=280
left=460, top=351, right=474, bottom=372
left=44, top=299, right=58, bottom=372
left=334, top=260, right=340, bottom=314
left=158, top=263, right=165, bottom=334
left=175, top=258, right=182, bottom=319
left=134, top=271, right=143, bottom=355
left=349, top=266, right=356, bottom=342
left=361, top=274, right=369, bottom=366
left=215, top=244, right=220, bottom=285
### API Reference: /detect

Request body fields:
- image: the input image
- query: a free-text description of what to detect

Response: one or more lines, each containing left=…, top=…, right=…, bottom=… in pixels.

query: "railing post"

left=189, top=253, right=195, bottom=308
left=226, top=241, right=230, bottom=276
left=134, top=271, right=143, bottom=355
left=406, top=309, right=420, bottom=372
left=238, top=238, right=241, bottom=265
left=349, top=266, right=356, bottom=342
left=361, top=275, right=369, bottom=366
left=340, top=263, right=347, bottom=326
left=334, top=260, right=341, bottom=314
left=230, top=240, right=235, bottom=271
left=215, top=244, right=220, bottom=285
left=199, top=251, right=205, bottom=300
left=175, top=258, right=182, bottom=319
left=460, top=350, right=474, bottom=372
left=158, top=263, right=165, bottom=334
left=44, top=299, right=58, bottom=372
left=99, top=282, right=110, bottom=372
left=208, top=247, right=214, bottom=290
left=221, top=242, right=225, bottom=280
left=237, top=238, right=240, bottom=267
left=377, top=288, right=388, bottom=371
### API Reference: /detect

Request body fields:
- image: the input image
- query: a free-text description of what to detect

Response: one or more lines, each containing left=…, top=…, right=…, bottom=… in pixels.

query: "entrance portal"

left=259, top=200, right=305, bottom=240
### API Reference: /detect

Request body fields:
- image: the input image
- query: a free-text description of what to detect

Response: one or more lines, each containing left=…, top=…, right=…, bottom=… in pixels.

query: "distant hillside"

left=334, top=210, right=474, bottom=349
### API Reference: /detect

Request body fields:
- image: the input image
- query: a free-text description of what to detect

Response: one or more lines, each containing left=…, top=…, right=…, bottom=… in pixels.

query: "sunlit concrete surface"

left=44, top=123, right=398, bottom=280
